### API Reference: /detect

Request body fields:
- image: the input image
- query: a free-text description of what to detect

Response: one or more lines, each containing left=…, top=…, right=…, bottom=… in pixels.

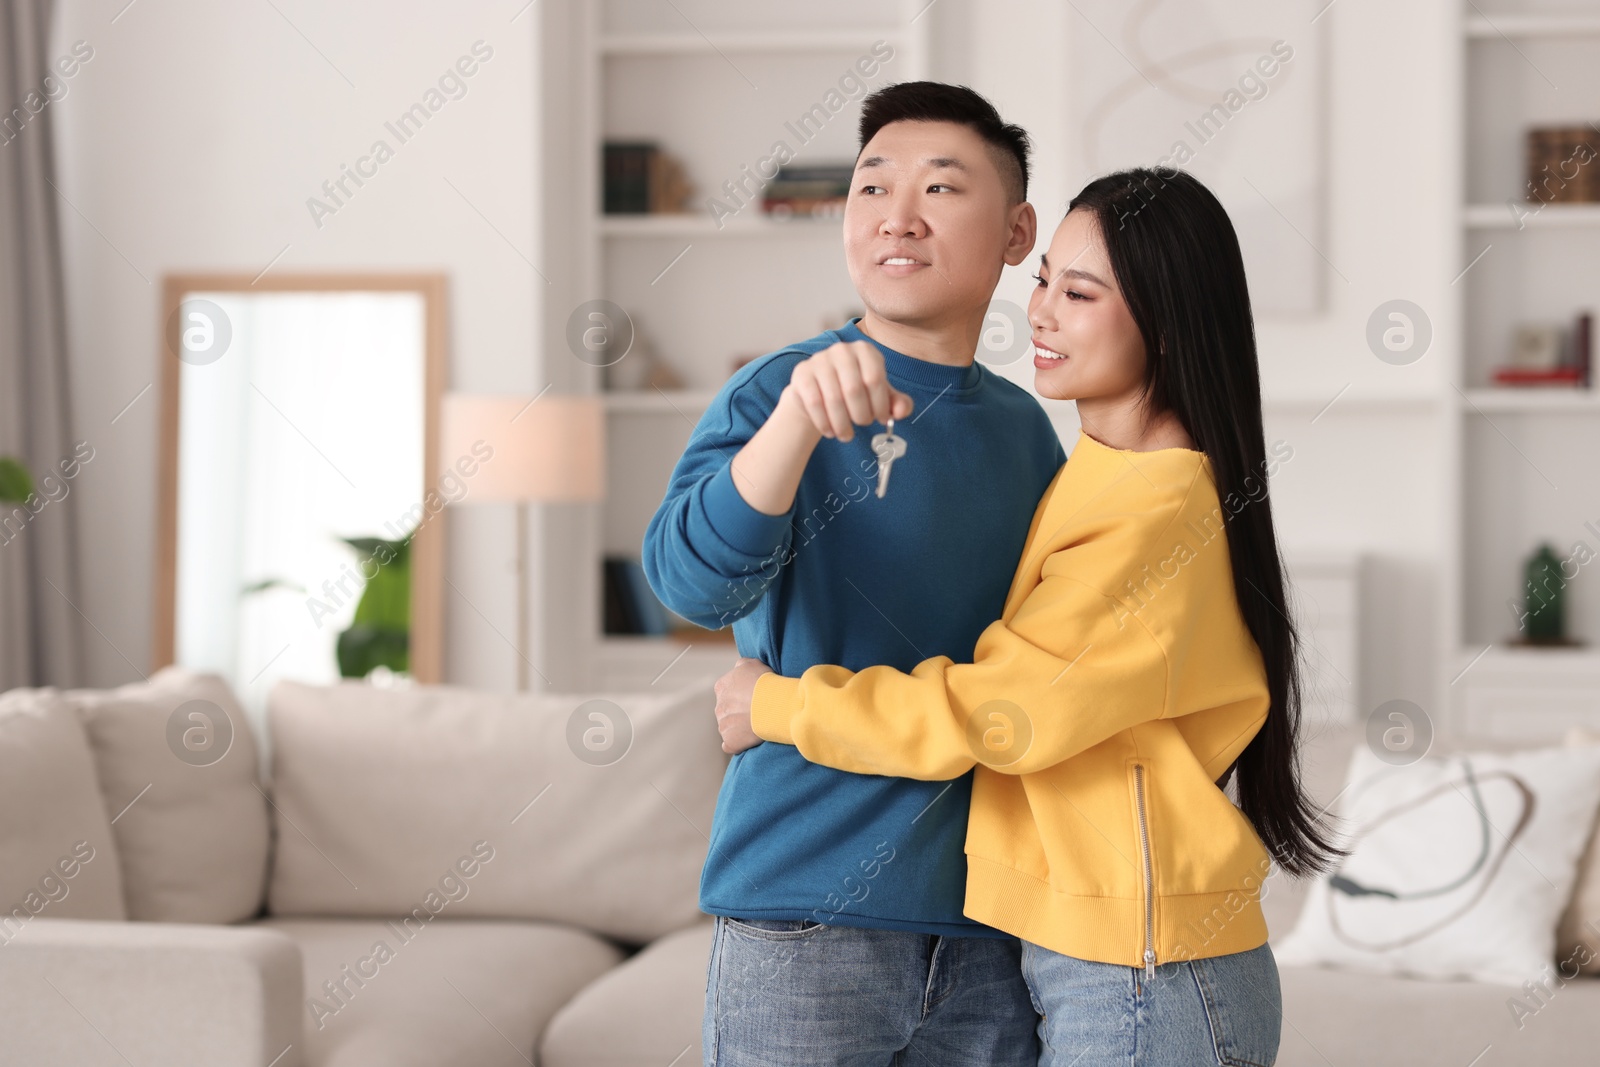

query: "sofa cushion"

left=541, top=920, right=712, bottom=1067
left=259, top=917, right=623, bottom=1067
left=60, top=667, right=270, bottom=924
left=266, top=678, right=725, bottom=944
left=0, top=688, right=125, bottom=930
left=1279, top=950, right=1600, bottom=1066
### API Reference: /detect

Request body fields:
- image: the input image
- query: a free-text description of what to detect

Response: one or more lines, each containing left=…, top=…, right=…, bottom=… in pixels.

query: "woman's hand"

left=714, top=657, right=775, bottom=754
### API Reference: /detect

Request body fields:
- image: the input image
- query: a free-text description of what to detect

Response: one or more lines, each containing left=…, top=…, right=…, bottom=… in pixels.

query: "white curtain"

left=0, top=0, right=85, bottom=691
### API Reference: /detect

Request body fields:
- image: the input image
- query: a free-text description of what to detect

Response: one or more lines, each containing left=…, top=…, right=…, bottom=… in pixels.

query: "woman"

left=710, top=168, right=1345, bottom=1066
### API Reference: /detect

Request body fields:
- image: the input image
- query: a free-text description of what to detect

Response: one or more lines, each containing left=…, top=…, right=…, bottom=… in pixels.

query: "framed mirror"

left=153, top=273, right=447, bottom=710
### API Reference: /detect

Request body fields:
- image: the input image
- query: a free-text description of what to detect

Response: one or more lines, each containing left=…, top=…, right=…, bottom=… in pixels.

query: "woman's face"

left=1027, top=208, right=1148, bottom=404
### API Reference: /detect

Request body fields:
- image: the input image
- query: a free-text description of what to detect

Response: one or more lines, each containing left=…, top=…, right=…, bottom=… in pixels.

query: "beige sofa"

left=0, top=668, right=720, bottom=1067
left=1263, top=718, right=1600, bottom=1065
left=3, top=667, right=1598, bottom=1066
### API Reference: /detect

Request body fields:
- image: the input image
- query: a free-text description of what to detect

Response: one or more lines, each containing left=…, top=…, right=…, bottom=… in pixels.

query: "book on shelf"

left=1490, top=366, right=1585, bottom=386
left=1525, top=125, right=1600, bottom=205
left=1490, top=311, right=1593, bottom=388
left=602, top=556, right=672, bottom=635
left=603, top=142, right=694, bottom=215
left=600, top=559, right=730, bottom=642
left=762, top=163, right=853, bottom=218
left=604, top=142, right=652, bottom=214
left=763, top=197, right=847, bottom=219
left=1576, top=312, right=1593, bottom=388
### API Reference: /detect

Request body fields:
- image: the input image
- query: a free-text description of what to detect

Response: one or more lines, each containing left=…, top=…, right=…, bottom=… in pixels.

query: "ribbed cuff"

left=701, top=462, right=792, bottom=559
left=751, top=673, right=804, bottom=745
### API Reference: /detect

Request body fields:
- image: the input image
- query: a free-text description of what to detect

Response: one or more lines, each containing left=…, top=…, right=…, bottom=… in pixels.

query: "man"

left=643, top=81, right=1063, bottom=1065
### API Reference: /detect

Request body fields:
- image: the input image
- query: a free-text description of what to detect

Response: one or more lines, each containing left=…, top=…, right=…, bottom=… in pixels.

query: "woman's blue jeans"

left=1022, top=938, right=1283, bottom=1066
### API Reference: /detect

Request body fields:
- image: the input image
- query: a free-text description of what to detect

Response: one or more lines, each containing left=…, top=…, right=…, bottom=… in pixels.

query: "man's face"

left=843, top=120, right=1030, bottom=330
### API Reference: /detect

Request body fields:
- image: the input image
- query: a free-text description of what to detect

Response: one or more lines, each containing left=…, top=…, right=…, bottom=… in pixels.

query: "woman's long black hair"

left=1067, top=167, right=1345, bottom=878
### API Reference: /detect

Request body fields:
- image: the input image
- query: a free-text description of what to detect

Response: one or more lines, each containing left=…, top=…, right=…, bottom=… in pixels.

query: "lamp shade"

left=439, top=393, right=604, bottom=503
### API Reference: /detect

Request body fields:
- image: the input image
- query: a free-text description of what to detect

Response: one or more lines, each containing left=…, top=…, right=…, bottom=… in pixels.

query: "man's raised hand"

left=782, top=341, right=914, bottom=443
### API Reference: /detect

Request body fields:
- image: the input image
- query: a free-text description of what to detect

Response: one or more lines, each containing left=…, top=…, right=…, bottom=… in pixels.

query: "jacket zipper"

left=1134, top=762, right=1156, bottom=979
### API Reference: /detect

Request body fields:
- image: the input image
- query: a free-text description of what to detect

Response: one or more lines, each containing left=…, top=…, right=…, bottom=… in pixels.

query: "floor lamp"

left=440, top=393, right=605, bottom=691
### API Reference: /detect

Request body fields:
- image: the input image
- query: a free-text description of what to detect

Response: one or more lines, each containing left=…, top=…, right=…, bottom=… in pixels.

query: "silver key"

left=870, top=419, right=907, bottom=499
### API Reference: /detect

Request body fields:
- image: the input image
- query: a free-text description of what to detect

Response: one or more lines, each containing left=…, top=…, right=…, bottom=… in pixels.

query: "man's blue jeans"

left=702, top=916, right=1038, bottom=1066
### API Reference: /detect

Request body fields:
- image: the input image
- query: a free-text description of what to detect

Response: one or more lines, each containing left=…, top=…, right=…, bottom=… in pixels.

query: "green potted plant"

left=241, top=528, right=414, bottom=679
left=0, top=456, right=32, bottom=504
left=334, top=534, right=412, bottom=679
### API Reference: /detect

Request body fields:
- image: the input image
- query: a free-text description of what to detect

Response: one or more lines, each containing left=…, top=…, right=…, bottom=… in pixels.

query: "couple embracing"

left=644, top=80, right=1343, bottom=1067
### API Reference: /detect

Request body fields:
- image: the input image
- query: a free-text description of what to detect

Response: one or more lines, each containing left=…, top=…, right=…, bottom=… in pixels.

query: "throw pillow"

left=1275, top=740, right=1600, bottom=985
left=0, top=688, right=126, bottom=929
left=64, top=667, right=270, bottom=923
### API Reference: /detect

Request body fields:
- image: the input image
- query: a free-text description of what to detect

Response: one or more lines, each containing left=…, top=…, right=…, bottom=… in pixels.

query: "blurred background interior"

left=5, top=2, right=1600, bottom=1065
left=5, top=0, right=1597, bottom=742
left=0, top=0, right=1592, bottom=736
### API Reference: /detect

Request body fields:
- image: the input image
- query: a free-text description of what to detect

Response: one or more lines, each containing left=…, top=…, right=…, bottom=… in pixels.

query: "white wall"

left=928, top=0, right=1456, bottom=719
left=53, top=0, right=540, bottom=693
left=53, top=0, right=1455, bottom=720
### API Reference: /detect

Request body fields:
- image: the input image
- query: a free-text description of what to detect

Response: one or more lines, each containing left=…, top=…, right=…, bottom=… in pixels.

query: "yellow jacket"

left=752, top=429, right=1275, bottom=973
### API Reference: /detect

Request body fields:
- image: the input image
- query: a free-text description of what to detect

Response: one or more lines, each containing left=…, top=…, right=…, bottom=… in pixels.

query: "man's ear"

left=1002, top=201, right=1038, bottom=267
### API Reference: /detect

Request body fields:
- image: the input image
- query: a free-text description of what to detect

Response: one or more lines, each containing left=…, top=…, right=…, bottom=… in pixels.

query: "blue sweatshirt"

left=642, top=318, right=1065, bottom=936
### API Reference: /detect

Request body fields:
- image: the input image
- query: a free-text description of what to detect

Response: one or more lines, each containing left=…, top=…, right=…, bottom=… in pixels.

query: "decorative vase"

left=1522, top=542, right=1566, bottom=644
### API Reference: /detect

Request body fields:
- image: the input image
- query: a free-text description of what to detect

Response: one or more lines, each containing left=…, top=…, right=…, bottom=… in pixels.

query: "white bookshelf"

left=1453, top=645, right=1600, bottom=741
left=1460, top=388, right=1600, bottom=413
left=1463, top=202, right=1600, bottom=228
left=1464, top=13, right=1600, bottom=38
left=597, top=214, right=843, bottom=238
left=1444, top=3, right=1600, bottom=736
left=545, top=1, right=931, bottom=686
left=600, top=388, right=720, bottom=414
left=599, top=30, right=918, bottom=55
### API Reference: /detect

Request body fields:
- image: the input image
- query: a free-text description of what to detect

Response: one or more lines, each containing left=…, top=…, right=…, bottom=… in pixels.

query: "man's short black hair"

left=857, top=81, right=1031, bottom=204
